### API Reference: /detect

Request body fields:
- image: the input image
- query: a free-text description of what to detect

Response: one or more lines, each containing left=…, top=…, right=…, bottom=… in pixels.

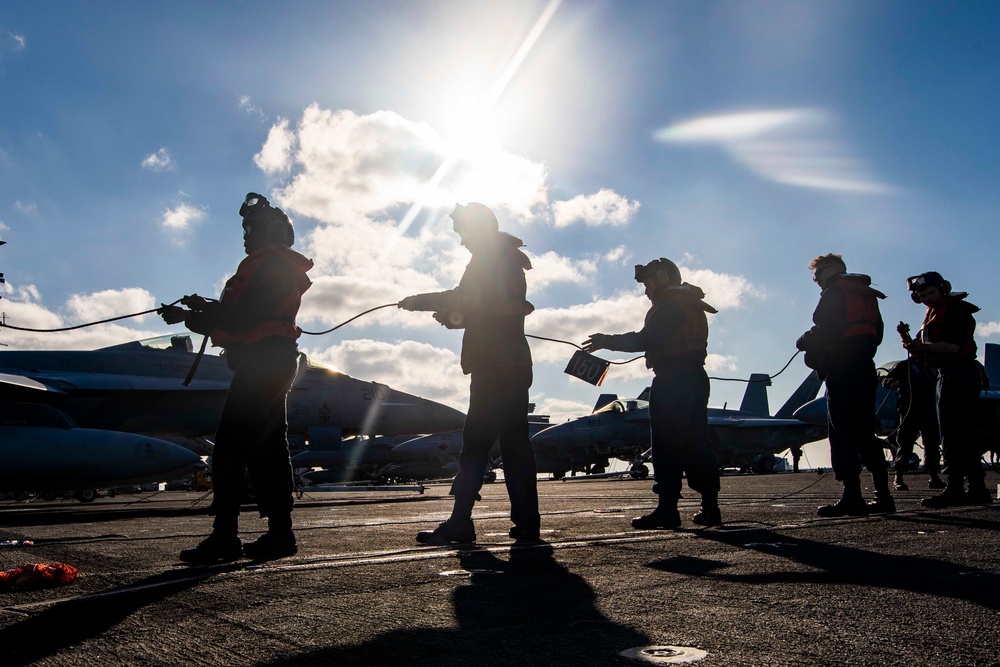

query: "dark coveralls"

left=602, top=286, right=720, bottom=503
left=404, top=234, right=539, bottom=531
left=884, top=358, right=941, bottom=475
left=797, top=274, right=888, bottom=488
left=186, top=245, right=314, bottom=533
left=919, top=294, right=985, bottom=490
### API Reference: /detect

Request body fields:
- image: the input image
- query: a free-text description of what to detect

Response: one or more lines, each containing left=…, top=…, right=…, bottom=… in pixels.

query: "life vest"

left=836, top=275, right=885, bottom=339
left=919, top=293, right=978, bottom=366
left=209, top=245, right=313, bottom=347
left=646, top=285, right=716, bottom=367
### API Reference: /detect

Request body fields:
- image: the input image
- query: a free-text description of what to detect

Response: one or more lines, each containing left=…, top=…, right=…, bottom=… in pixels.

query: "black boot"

left=893, top=473, right=908, bottom=491
left=966, top=481, right=993, bottom=504
left=179, top=533, right=243, bottom=565
left=818, top=484, right=867, bottom=517
left=921, top=478, right=968, bottom=508
left=927, top=473, right=946, bottom=489
left=416, top=518, right=476, bottom=545
left=692, top=493, right=722, bottom=526
left=632, top=497, right=681, bottom=530
left=243, top=529, right=297, bottom=561
left=867, top=491, right=896, bottom=513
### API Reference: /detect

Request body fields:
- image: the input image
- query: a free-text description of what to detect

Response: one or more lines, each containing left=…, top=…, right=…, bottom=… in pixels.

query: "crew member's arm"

left=796, top=288, right=845, bottom=352
left=584, top=305, right=682, bottom=354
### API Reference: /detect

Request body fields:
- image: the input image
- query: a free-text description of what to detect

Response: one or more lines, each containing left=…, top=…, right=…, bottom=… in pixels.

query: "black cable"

left=300, top=303, right=399, bottom=336
left=709, top=350, right=801, bottom=383
left=0, top=299, right=183, bottom=333
left=525, top=334, right=643, bottom=365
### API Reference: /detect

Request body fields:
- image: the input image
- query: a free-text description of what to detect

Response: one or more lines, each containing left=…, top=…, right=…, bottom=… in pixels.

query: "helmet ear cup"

left=655, top=269, right=670, bottom=286
left=910, top=291, right=922, bottom=304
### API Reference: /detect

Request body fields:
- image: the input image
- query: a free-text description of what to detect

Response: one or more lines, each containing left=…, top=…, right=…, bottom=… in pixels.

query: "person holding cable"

left=796, top=253, right=893, bottom=516
left=583, top=258, right=722, bottom=530
left=399, top=203, right=539, bottom=545
left=160, top=192, right=313, bottom=564
left=903, top=271, right=992, bottom=507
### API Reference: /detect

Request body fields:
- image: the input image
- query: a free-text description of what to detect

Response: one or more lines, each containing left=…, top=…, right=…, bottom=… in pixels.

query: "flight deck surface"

left=1, top=472, right=998, bottom=666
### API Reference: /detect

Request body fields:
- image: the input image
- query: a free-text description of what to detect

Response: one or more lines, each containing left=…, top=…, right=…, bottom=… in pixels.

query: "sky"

left=2, top=1, right=999, bottom=468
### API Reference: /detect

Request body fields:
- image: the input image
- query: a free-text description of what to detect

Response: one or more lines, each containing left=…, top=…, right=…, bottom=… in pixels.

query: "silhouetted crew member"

left=399, top=203, right=538, bottom=544
left=584, top=258, right=721, bottom=529
left=161, top=193, right=313, bottom=563
left=903, top=272, right=992, bottom=506
left=796, top=253, right=893, bottom=516
left=882, top=358, right=944, bottom=490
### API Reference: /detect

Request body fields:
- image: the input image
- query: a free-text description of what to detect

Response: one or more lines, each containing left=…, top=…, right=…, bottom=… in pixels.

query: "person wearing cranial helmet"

left=583, top=257, right=722, bottom=530
left=796, top=253, right=893, bottom=517
left=399, top=202, right=538, bottom=545
left=903, top=271, right=992, bottom=507
left=160, top=192, right=314, bottom=564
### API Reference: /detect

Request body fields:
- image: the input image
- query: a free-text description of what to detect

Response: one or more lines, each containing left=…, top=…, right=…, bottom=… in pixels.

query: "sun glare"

left=443, top=97, right=503, bottom=160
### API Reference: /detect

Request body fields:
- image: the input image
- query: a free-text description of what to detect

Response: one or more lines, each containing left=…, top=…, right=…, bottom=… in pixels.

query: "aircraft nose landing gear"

left=629, top=464, right=650, bottom=479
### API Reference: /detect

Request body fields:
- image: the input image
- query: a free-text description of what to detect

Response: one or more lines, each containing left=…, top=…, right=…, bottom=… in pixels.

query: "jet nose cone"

left=423, top=401, right=466, bottom=432
left=793, top=397, right=827, bottom=426
left=531, top=423, right=567, bottom=446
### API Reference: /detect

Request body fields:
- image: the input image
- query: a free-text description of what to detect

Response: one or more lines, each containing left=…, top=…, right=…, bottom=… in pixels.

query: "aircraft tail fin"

left=593, top=394, right=618, bottom=413
left=985, top=343, right=999, bottom=390
left=775, top=370, right=824, bottom=418
left=739, top=374, right=771, bottom=415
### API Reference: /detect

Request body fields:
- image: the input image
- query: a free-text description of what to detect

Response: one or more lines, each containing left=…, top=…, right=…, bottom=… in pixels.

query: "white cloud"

left=141, top=148, right=175, bottom=172
left=706, top=353, right=738, bottom=373
left=13, top=200, right=36, bottom=215
left=532, top=396, right=595, bottom=423
left=239, top=95, right=265, bottom=119
left=526, top=251, right=596, bottom=294
left=977, top=321, right=1000, bottom=339
left=262, top=104, right=549, bottom=223
left=602, top=246, right=630, bottom=265
left=254, top=118, right=294, bottom=173
left=655, top=108, right=893, bottom=195
left=551, top=189, right=640, bottom=227
left=0, top=283, right=162, bottom=350
left=160, top=202, right=207, bottom=232
left=681, top=266, right=764, bottom=310
left=0, top=220, right=9, bottom=233
left=306, top=338, right=468, bottom=410
left=1, top=32, right=25, bottom=55
left=64, top=288, right=157, bottom=324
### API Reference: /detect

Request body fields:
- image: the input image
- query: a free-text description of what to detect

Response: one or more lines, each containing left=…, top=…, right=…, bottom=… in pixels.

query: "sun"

left=441, top=95, right=503, bottom=160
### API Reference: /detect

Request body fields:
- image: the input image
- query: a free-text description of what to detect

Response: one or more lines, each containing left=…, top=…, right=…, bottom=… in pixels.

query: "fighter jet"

left=292, top=434, right=422, bottom=483
left=530, top=371, right=827, bottom=475
left=0, top=401, right=204, bottom=500
left=793, top=343, right=1000, bottom=451
left=0, top=334, right=466, bottom=455
left=379, top=416, right=566, bottom=482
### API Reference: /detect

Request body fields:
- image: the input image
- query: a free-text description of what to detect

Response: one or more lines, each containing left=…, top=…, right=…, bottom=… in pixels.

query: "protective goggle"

left=905, top=273, right=943, bottom=292
left=239, top=192, right=268, bottom=218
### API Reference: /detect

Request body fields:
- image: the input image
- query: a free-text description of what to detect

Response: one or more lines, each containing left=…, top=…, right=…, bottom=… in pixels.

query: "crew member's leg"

left=632, top=373, right=685, bottom=529
left=243, top=348, right=300, bottom=559
left=418, top=372, right=499, bottom=543
left=673, top=368, right=721, bottom=525
left=819, top=362, right=869, bottom=516
left=495, top=367, right=539, bottom=538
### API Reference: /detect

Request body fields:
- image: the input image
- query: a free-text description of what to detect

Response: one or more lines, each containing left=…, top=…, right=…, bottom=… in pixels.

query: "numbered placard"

left=564, top=349, right=610, bottom=387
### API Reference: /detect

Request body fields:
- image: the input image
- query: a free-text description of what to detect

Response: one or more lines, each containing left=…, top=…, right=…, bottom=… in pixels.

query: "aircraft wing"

left=0, top=371, right=69, bottom=395
left=0, top=369, right=230, bottom=394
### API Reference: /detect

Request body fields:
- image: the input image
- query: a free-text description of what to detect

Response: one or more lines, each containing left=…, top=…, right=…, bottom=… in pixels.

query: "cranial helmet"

left=906, top=271, right=951, bottom=303
left=240, top=192, right=294, bottom=247
left=634, top=258, right=681, bottom=287
left=450, top=202, right=499, bottom=237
